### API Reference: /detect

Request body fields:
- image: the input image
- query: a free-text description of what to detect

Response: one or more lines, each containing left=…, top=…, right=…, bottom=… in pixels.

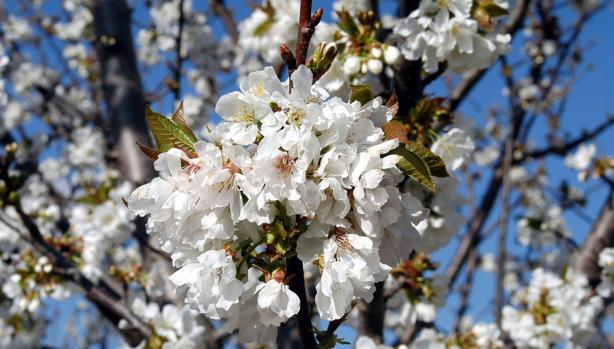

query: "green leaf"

left=391, top=144, right=436, bottom=193
left=265, top=233, right=276, bottom=245
left=406, top=141, right=449, bottom=178
left=146, top=107, right=196, bottom=154
left=275, top=239, right=291, bottom=255
left=483, top=2, right=509, bottom=17
left=171, top=101, right=197, bottom=142
left=349, top=84, right=374, bottom=105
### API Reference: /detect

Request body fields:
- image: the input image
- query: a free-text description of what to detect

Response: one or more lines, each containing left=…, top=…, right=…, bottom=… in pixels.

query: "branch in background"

left=454, top=248, right=479, bottom=332
left=370, top=0, right=380, bottom=18
left=172, top=0, right=186, bottom=101
left=92, top=0, right=180, bottom=312
left=10, top=202, right=150, bottom=346
left=91, top=0, right=154, bottom=184
left=358, top=281, right=386, bottom=342
left=575, top=190, right=614, bottom=287
left=392, top=0, right=423, bottom=116
left=521, top=115, right=614, bottom=161
left=422, top=62, right=447, bottom=86
left=495, top=115, right=515, bottom=327
left=211, top=0, right=239, bottom=43
left=393, top=57, right=423, bottom=117
left=445, top=160, right=504, bottom=286
left=397, top=320, right=433, bottom=345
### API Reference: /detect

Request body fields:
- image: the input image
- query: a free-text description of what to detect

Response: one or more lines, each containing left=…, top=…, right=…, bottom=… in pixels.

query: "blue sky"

left=4, top=0, right=614, bottom=347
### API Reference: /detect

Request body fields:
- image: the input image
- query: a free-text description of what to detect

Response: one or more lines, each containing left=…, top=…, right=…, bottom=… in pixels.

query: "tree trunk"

left=91, top=0, right=177, bottom=311
left=92, top=0, right=154, bottom=184
left=575, top=190, right=614, bottom=287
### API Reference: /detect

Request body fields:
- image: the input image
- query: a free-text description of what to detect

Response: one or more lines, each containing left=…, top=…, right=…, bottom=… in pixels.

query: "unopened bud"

left=273, top=269, right=286, bottom=283
left=343, top=55, right=361, bottom=76
left=323, top=42, right=338, bottom=62
left=370, top=47, right=382, bottom=58
left=279, top=43, right=297, bottom=70
left=367, top=59, right=383, bottom=74
left=384, top=45, right=401, bottom=65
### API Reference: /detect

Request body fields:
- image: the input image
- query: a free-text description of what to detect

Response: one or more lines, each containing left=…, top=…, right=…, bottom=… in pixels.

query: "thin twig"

left=210, top=0, right=239, bottom=43
left=454, top=247, right=479, bottom=332
left=281, top=2, right=323, bottom=347
left=521, top=115, right=614, bottom=161
left=173, top=0, right=186, bottom=101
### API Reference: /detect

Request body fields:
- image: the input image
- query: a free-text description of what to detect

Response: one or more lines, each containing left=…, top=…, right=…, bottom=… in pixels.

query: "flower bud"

left=323, top=42, right=338, bottom=62
left=370, top=47, right=382, bottom=58
left=343, top=55, right=361, bottom=76
left=384, top=45, right=401, bottom=65
left=367, top=59, right=383, bottom=74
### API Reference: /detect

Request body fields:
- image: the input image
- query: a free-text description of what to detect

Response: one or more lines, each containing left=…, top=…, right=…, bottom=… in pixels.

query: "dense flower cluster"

left=128, top=65, right=437, bottom=344
left=119, top=296, right=205, bottom=349
left=502, top=268, right=603, bottom=348
left=393, top=0, right=511, bottom=72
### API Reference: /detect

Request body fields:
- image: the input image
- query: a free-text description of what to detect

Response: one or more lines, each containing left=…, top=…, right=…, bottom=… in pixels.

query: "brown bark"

left=92, top=0, right=154, bottom=184
left=575, top=190, right=614, bottom=287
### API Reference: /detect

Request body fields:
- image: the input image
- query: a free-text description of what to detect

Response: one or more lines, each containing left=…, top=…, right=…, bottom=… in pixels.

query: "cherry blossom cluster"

left=119, top=296, right=205, bottom=349
left=393, top=0, right=511, bottom=72
left=128, top=65, right=440, bottom=344
left=311, top=13, right=402, bottom=97
left=502, top=268, right=604, bottom=348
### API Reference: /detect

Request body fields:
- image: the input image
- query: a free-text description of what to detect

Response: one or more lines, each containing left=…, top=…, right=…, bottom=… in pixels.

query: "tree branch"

left=293, top=1, right=322, bottom=67
left=495, top=121, right=514, bottom=327
left=287, top=256, right=318, bottom=349
left=521, top=115, right=614, bottom=161
left=575, top=190, right=614, bottom=287
left=454, top=248, right=479, bottom=332
left=358, top=282, right=386, bottom=342
left=173, top=0, right=186, bottom=101
left=211, top=0, right=239, bottom=43
left=10, top=202, right=150, bottom=346
left=91, top=0, right=154, bottom=184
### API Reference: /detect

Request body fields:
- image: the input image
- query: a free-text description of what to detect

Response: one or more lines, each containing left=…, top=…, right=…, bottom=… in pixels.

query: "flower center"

left=249, top=83, right=265, bottom=97
left=273, top=153, right=295, bottom=178
left=334, top=230, right=352, bottom=251
left=234, top=105, right=257, bottom=124
left=450, top=23, right=461, bottom=36
left=436, top=0, right=449, bottom=8
left=286, top=106, right=306, bottom=125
